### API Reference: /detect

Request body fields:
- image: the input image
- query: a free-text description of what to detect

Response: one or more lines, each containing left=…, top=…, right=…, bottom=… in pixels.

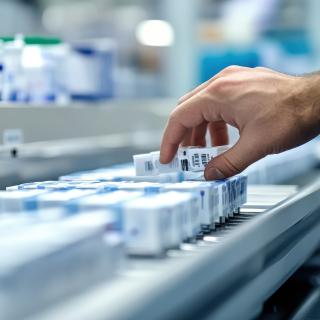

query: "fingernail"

left=205, top=167, right=225, bottom=180
left=159, top=154, right=168, bottom=164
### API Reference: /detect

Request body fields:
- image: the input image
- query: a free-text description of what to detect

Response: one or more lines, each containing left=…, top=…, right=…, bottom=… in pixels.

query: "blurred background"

left=1, top=0, right=320, bottom=103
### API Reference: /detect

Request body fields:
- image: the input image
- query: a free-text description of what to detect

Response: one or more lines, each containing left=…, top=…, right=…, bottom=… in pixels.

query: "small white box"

left=117, top=182, right=165, bottom=194
left=239, top=174, right=248, bottom=205
left=121, top=192, right=184, bottom=255
left=229, top=176, right=239, bottom=214
left=0, top=190, right=49, bottom=213
left=170, top=192, right=201, bottom=238
left=24, top=189, right=98, bottom=211
left=133, top=152, right=179, bottom=176
left=133, top=153, right=154, bottom=176
left=65, top=190, right=143, bottom=214
left=6, top=182, right=46, bottom=191
left=129, top=172, right=184, bottom=183
left=150, top=151, right=180, bottom=174
left=206, top=181, right=228, bottom=223
left=182, top=171, right=205, bottom=181
left=165, top=181, right=214, bottom=227
left=224, top=180, right=232, bottom=217
left=134, top=145, right=230, bottom=176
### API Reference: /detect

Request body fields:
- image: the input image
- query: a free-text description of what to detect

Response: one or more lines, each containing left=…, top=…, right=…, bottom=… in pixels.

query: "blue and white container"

left=2, top=35, right=24, bottom=102
left=0, top=189, right=49, bottom=213
left=23, top=189, right=98, bottom=211
left=239, top=174, right=248, bottom=205
left=120, top=192, right=185, bottom=255
left=64, top=38, right=116, bottom=101
left=205, top=181, right=229, bottom=224
left=65, top=190, right=142, bottom=217
left=0, top=40, right=3, bottom=101
left=116, top=182, right=165, bottom=194
left=59, top=167, right=184, bottom=183
left=66, top=190, right=181, bottom=255
left=164, top=181, right=214, bottom=229
left=21, top=41, right=68, bottom=104
left=168, top=191, right=201, bottom=239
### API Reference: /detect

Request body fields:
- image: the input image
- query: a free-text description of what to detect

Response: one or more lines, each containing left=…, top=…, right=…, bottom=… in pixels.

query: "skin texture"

left=160, top=66, right=320, bottom=180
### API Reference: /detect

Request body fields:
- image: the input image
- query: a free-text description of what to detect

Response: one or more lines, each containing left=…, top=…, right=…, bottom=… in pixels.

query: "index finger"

left=160, top=117, right=187, bottom=163
left=160, top=93, right=222, bottom=163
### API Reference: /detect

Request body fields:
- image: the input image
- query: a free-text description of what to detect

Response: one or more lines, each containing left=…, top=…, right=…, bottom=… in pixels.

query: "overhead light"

left=135, top=20, right=174, bottom=47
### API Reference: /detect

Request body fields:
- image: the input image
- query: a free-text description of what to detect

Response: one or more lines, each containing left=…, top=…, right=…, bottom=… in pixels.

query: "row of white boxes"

left=3, top=174, right=248, bottom=256
left=0, top=164, right=247, bottom=319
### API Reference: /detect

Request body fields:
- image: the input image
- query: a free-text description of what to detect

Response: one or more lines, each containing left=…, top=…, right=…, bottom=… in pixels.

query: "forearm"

left=283, top=73, right=320, bottom=147
left=300, top=73, right=320, bottom=135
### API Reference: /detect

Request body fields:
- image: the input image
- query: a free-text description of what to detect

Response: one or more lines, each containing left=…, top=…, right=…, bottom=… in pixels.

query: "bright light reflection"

left=136, top=20, right=174, bottom=47
left=21, top=47, right=44, bottom=68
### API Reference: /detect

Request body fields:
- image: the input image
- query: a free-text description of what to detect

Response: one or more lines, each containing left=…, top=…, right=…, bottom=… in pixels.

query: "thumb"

left=204, top=135, right=265, bottom=180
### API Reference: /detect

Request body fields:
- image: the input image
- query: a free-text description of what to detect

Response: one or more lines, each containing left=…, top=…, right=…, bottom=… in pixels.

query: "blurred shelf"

left=0, top=132, right=162, bottom=189
left=0, top=99, right=175, bottom=143
left=0, top=99, right=176, bottom=188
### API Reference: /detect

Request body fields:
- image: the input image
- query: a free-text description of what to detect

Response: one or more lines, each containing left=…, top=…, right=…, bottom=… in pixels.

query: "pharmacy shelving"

left=0, top=100, right=175, bottom=188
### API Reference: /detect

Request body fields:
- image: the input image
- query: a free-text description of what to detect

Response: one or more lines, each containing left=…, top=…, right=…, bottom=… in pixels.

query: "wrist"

left=291, top=74, right=320, bottom=136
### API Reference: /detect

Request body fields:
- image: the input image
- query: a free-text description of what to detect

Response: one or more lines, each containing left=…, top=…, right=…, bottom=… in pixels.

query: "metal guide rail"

left=29, top=180, right=320, bottom=320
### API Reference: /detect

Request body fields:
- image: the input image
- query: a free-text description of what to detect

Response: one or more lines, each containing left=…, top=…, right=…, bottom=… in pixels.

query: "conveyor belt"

left=29, top=180, right=320, bottom=320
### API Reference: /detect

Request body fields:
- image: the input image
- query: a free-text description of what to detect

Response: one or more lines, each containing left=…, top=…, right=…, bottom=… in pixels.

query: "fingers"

left=160, top=93, right=221, bottom=163
left=181, top=129, right=193, bottom=147
left=160, top=117, right=188, bottom=163
left=204, top=133, right=265, bottom=180
left=191, top=122, right=208, bottom=146
left=208, top=122, right=229, bottom=146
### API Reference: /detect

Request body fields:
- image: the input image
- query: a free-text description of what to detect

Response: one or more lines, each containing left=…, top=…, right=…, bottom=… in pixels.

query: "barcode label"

left=201, top=154, right=209, bottom=166
left=191, top=153, right=210, bottom=168
left=169, top=157, right=179, bottom=169
left=180, top=159, right=189, bottom=171
left=144, top=161, right=154, bottom=172
left=192, top=154, right=200, bottom=167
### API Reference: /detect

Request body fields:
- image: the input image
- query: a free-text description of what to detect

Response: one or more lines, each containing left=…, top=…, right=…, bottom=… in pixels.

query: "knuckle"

left=208, top=77, right=238, bottom=95
left=254, top=66, right=267, bottom=71
left=224, top=65, right=241, bottom=73
left=220, top=153, right=241, bottom=174
left=209, top=78, right=227, bottom=92
left=169, top=108, right=179, bottom=120
left=168, top=107, right=186, bottom=127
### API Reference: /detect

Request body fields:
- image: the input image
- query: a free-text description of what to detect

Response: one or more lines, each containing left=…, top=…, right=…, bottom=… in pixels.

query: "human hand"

left=160, top=66, right=320, bottom=180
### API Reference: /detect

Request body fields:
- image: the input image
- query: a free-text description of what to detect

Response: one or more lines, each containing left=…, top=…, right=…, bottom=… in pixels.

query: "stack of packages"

left=0, top=146, right=247, bottom=319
